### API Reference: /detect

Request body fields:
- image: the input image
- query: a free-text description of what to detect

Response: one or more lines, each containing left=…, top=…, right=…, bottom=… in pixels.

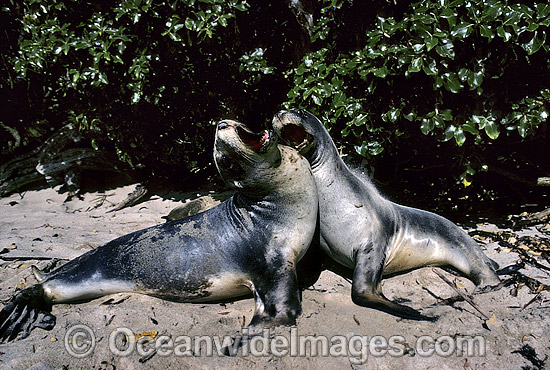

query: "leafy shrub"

left=1, top=0, right=305, bottom=183
left=1, top=0, right=548, bottom=202
left=285, top=0, right=550, bottom=186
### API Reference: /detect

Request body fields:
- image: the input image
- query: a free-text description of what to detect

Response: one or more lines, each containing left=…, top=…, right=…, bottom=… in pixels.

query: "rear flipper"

left=351, top=284, right=437, bottom=322
left=0, top=285, right=56, bottom=342
left=472, top=261, right=524, bottom=294
left=352, top=245, right=437, bottom=321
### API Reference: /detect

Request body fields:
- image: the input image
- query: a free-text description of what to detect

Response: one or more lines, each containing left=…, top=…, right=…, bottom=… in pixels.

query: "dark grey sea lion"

left=0, top=119, right=318, bottom=342
left=272, top=109, right=500, bottom=320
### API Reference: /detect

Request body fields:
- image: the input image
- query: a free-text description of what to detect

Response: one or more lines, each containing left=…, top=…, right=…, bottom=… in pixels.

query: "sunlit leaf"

left=373, top=66, right=389, bottom=78
left=485, top=121, right=500, bottom=139
left=408, top=57, right=423, bottom=72
left=443, top=125, right=456, bottom=141
left=420, top=118, right=435, bottom=135
left=522, top=30, right=546, bottom=55
left=450, top=23, right=472, bottom=38
left=443, top=72, right=463, bottom=93
left=454, top=127, right=466, bottom=146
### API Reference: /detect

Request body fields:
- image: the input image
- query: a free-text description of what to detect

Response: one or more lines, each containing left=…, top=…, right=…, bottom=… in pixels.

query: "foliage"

left=0, top=0, right=549, bottom=197
left=285, top=0, right=550, bottom=185
left=0, top=0, right=303, bottom=182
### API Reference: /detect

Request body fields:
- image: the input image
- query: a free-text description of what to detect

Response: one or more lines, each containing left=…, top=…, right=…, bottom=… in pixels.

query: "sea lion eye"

left=219, top=155, right=232, bottom=169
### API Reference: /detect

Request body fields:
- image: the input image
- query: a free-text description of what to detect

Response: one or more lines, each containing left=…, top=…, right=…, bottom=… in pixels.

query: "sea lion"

left=161, top=191, right=234, bottom=221
left=272, top=108, right=500, bottom=320
left=0, top=119, right=318, bottom=342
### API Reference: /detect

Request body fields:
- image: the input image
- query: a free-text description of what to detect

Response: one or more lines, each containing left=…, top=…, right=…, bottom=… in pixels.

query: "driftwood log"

left=519, top=208, right=550, bottom=227
left=0, top=124, right=130, bottom=198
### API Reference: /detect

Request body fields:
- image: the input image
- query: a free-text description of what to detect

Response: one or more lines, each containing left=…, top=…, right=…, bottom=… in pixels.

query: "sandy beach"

left=0, top=184, right=548, bottom=369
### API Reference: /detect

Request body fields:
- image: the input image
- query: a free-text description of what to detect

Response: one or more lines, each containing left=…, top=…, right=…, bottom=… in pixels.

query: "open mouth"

left=280, top=124, right=309, bottom=150
left=236, top=126, right=272, bottom=152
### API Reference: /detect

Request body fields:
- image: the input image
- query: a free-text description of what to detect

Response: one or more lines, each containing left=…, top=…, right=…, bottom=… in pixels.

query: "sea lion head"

left=271, top=109, right=321, bottom=159
left=214, top=120, right=280, bottom=191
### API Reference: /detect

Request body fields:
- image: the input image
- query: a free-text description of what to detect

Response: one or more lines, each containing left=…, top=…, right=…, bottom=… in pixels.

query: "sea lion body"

left=0, top=120, right=318, bottom=341
left=273, top=109, right=500, bottom=320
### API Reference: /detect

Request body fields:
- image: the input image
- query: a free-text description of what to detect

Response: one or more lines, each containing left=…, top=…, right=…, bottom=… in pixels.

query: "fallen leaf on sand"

left=522, top=333, right=538, bottom=342
left=485, top=313, right=500, bottom=328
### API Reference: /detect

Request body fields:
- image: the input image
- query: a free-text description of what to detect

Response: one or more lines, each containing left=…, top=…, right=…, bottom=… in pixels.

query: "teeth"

left=296, top=138, right=308, bottom=150
left=260, top=131, right=270, bottom=146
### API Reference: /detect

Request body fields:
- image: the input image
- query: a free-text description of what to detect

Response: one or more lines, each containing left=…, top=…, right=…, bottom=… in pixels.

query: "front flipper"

left=248, top=268, right=302, bottom=332
left=221, top=269, right=302, bottom=357
left=351, top=245, right=437, bottom=322
left=0, top=285, right=56, bottom=342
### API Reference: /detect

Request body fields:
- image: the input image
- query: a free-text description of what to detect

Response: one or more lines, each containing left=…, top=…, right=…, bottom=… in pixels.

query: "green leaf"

left=440, top=8, right=457, bottom=29
left=403, top=112, right=415, bottom=121
left=537, top=4, right=550, bottom=18
left=433, top=115, right=445, bottom=129
left=425, top=35, right=438, bottom=51
left=496, top=26, right=512, bottom=42
left=234, top=2, right=249, bottom=11
left=387, top=108, right=400, bottom=122
left=353, top=113, right=367, bottom=126
left=411, top=43, right=424, bottom=53
left=458, top=68, right=471, bottom=82
left=420, top=118, right=435, bottom=135
left=333, top=91, right=346, bottom=106
left=443, top=72, right=463, bottom=93
left=443, top=125, right=456, bottom=141
left=454, top=127, right=466, bottom=146
left=185, top=18, right=195, bottom=30
left=522, top=30, right=546, bottom=55
left=450, top=23, right=472, bottom=38
left=485, top=121, right=500, bottom=139
left=373, top=66, right=389, bottom=78
left=440, top=109, right=453, bottom=121
left=462, top=120, right=479, bottom=135
left=408, top=57, right=423, bottom=73
left=131, top=91, right=141, bottom=104
left=468, top=71, right=483, bottom=89
left=98, top=73, right=108, bottom=84
left=433, top=75, right=444, bottom=89
left=312, top=94, right=322, bottom=106
left=517, top=122, right=528, bottom=138
left=483, top=3, right=503, bottom=20
left=479, top=25, right=494, bottom=39
left=435, top=42, right=455, bottom=59
left=355, top=141, right=384, bottom=157
left=341, top=126, right=350, bottom=137
left=422, top=58, right=438, bottom=75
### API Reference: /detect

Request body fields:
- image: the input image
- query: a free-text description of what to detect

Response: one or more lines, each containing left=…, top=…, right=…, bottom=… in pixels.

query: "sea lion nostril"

left=219, top=155, right=232, bottom=169
left=218, top=121, right=230, bottom=130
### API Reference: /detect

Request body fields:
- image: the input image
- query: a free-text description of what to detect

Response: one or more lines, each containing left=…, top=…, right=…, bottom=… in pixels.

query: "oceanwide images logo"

left=64, top=324, right=487, bottom=364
